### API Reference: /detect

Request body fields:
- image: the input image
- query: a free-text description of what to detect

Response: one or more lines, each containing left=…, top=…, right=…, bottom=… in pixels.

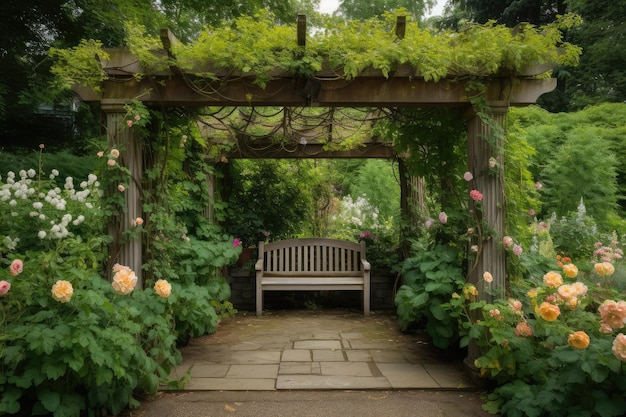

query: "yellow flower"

left=51, top=280, right=73, bottom=303
left=594, top=262, right=615, bottom=277
left=112, top=265, right=137, bottom=295
left=543, top=271, right=563, bottom=288
left=562, top=263, right=578, bottom=278
left=154, top=279, right=172, bottom=298
left=538, top=302, right=560, bottom=321
left=463, top=284, right=478, bottom=299
left=568, top=331, right=590, bottom=349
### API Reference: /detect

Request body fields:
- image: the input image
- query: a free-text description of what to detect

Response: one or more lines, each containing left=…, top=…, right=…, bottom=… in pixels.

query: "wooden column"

left=464, top=102, right=508, bottom=372
left=102, top=100, right=143, bottom=287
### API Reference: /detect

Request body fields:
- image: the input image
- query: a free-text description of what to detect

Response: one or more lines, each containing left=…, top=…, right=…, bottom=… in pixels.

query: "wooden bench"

left=255, top=238, right=371, bottom=316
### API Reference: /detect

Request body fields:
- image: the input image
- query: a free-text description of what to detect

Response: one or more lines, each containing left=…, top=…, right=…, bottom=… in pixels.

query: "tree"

left=337, top=0, right=435, bottom=20
left=0, top=0, right=311, bottom=151
left=565, top=0, right=626, bottom=109
left=438, top=0, right=626, bottom=111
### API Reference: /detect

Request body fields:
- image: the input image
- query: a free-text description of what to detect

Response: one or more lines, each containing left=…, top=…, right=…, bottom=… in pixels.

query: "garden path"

left=166, top=309, right=475, bottom=391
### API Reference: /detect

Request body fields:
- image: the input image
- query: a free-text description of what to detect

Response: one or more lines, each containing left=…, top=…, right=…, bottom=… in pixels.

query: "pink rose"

left=127, top=120, right=133, bottom=127
left=424, top=219, right=433, bottom=229
left=502, top=236, right=513, bottom=248
left=599, top=300, right=626, bottom=330
left=469, top=190, right=483, bottom=201
left=233, top=238, right=242, bottom=247
left=9, top=259, right=23, bottom=276
left=515, top=322, right=533, bottom=337
left=0, top=280, right=11, bottom=296
left=438, top=212, right=447, bottom=224
left=612, top=333, right=626, bottom=362
left=513, top=244, right=523, bottom=256
left=463, top=171, right=473, bottom=181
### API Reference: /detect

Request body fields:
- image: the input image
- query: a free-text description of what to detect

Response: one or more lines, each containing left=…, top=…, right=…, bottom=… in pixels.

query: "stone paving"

left=166, top=309, right=475, bottom=391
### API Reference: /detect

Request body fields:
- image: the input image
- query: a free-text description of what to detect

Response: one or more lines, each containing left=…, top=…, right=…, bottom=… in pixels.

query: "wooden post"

left=102, top=100, right=143, bottom=287
left=464, top=101, right=508, bottom=372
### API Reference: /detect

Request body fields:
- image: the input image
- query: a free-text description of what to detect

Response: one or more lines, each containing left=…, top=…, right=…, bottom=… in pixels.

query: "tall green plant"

left=395, top=244, right=466, bottom=348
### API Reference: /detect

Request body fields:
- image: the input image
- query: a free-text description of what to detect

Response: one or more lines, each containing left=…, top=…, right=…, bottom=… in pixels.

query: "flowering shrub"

left=462, top=252, right=626, bottom=417
left=0, top=156, right=232, bottom=416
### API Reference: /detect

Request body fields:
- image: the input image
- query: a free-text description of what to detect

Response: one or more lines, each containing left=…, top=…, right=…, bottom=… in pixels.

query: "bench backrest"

left=258, top=238, right=366, bottom=276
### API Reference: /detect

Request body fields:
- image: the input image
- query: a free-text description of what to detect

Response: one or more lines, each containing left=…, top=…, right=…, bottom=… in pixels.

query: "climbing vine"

left=51, top=10, right=582, bottom=91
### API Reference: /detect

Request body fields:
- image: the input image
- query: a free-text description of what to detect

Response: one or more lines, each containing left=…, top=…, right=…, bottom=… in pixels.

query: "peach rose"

left=562, top=263, right=578, bottom=278
left=571, top=282, right=588, bottom=297
left=154, top=279, right=172, bottom=298
left=557, top=284, right=576, bottom=301
left=538, top=302, right=560, bottom=321
left=568, top=331, right=590, bottom=349
left=112, top=266, right=137, bottom=295
left=51, top=280, right=73, bottom=303
left=543, top=271, right=563, bottom=288
left=594, top=262, right=615, bottom=277
left=483, top=271, right=493, bottom=283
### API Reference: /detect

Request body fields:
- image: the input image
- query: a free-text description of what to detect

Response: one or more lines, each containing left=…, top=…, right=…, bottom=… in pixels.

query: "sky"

left=317, top=0, right=446, bottom=17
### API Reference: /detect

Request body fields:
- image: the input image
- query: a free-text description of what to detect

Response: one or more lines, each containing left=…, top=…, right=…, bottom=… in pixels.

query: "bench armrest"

left=255, top=259, right=264, bottom=271
left=361, top=259, right=371, bottom=271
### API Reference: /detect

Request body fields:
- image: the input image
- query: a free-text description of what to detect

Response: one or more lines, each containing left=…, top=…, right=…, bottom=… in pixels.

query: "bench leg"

left=363, top=287, right=370, bottom=317
left=256, top=286, right=263, bottom=317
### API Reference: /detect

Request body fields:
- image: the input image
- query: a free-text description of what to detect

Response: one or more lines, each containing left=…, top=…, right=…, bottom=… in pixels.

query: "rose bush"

left=0, top=145, right=237, bottom=416
left=462, top=251, right=626, bottom=417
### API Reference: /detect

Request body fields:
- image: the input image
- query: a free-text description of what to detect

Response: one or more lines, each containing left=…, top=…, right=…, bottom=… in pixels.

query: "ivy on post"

left=463, top=100, right=509, bottom=375
left=102, top=100, right=144, bottom=287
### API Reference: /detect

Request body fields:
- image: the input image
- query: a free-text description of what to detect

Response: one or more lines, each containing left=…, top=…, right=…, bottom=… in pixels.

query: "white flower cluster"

left=1, top=168, right=101, bottom=248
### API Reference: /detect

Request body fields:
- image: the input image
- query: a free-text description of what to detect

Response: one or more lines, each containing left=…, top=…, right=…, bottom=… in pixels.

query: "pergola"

left=73, top=17, right=556, bottom=330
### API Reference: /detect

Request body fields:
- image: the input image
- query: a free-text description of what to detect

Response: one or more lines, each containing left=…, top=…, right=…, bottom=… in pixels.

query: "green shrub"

left=395, top=244, right=466, bottom=348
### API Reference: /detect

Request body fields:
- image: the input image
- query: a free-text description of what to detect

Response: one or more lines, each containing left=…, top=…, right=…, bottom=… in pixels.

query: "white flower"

left=19, top=170, right=27, bottom=179
left=87, top=174, right=97, bottom=184
left=39, top=214, right=46, bottom=220
left=51, top=169, right=59, bottom=177
left=38, top=231, right=47, bottom=239
left=55, top=202, right=66, bottom=210
left=27, top=169, right=36, bottom=178
left=33, top=202, right=43, bottom=210
left=80, top=181, right=88, bottom=189
left=9, top=199, right=16, bottom=206
left=7, top=171, right=15, bottom=178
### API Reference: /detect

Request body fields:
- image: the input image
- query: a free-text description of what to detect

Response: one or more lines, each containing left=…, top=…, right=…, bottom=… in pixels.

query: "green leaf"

left=42, top=360, right=67, bottom=380
left=38, top=390, right=60, bottom=412
left=0, top=387, right=22, bottom=414
left=593, top=390, right=626, bottom=417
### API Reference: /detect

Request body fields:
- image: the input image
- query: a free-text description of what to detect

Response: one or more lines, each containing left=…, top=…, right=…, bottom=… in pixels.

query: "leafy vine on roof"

left=51, top=10, right=582, bottom=91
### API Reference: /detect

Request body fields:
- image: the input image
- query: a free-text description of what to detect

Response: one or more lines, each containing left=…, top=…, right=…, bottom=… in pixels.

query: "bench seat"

left=255, top=238, right=370, bottom=316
